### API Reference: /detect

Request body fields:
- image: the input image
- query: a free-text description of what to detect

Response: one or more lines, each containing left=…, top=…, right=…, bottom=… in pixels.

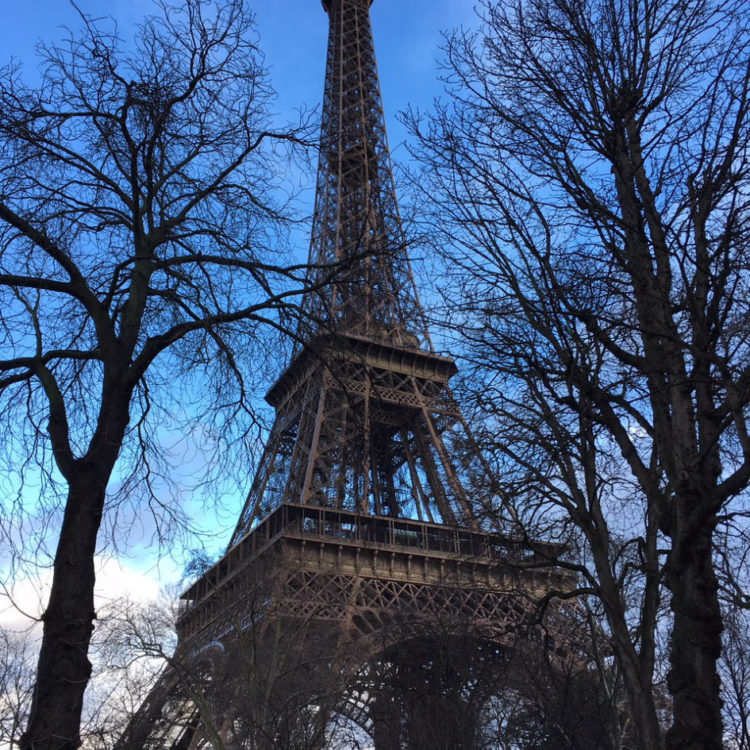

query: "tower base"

left=118, top=505, right=576, bottom=749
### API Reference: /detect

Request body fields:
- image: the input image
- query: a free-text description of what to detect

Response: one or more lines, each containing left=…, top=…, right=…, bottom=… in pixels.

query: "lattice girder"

left=229, top=334, right=476, bottom=541
left=177, top=505, right=574, bottom=651
left=303, top=0, right=426, bottom=345
left=117, top=1, right=581, bottom=747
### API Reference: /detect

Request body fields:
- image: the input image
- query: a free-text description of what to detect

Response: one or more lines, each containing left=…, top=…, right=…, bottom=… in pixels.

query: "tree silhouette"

left=408, top=0, right=750, bottom=748
left=0, top=1, right=312, bottom=747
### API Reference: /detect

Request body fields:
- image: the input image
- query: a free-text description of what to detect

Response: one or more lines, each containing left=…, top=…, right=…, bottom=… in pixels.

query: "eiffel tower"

left=118, top=1, right=575, bottom=747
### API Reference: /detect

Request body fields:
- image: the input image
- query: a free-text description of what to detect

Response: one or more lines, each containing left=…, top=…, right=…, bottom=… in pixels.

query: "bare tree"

left=110, top=568, right=349, bottom=750
left=717, top=524, right=750, bottom=750
left=406, top=0, right=750, bottom=749
left=0, top=628, right=36, bottom=749
left=721, top=607, right=750, bottom=750
left=0, top=598, right=166, bottom=750
left=0, top=1, right=313, bottom=747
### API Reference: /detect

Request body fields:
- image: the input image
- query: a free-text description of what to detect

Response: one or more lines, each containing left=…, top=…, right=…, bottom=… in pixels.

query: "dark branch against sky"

left=0, top=0, right=475, bottom=157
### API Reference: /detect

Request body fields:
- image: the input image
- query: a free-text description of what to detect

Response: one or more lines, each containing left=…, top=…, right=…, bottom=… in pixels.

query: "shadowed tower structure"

left=119, top=1, right=573, bottom=747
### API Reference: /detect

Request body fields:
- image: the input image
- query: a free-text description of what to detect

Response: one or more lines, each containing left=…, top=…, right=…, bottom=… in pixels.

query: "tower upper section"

left=219, top=0, right=484, bottom=546
left=321, top=0, right=374, bottom=9
left=303, top=0, right=428, bottom=349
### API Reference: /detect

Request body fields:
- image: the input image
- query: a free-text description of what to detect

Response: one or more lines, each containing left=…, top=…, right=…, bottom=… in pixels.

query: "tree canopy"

left=0, top=1, right=311, bottom=747
left=408, top=0, right=750, bottom=748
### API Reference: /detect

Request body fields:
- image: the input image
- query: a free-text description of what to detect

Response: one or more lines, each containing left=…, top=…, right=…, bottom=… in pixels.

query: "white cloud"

left=0, top=556, right=164, bottom=634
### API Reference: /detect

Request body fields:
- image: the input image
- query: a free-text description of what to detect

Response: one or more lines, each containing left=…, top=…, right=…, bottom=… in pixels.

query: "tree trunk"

left=614, top=644, right=666, bottom=750
left=665, top=509, right=723, bottom=750
left=606, top=628, right=665, bottom=749
left=20, top=469, right=108, bottom=750
left=588, top=525, right=664, bottom=750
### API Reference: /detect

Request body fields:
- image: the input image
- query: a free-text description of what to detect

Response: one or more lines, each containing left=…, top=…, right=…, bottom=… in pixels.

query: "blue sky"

left=0, top=0, right=480, bottom=605
left=0, top=0, right=478, bottom=156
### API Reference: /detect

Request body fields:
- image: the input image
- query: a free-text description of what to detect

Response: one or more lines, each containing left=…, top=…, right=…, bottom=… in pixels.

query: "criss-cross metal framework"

left=304, top=0, right=426, bottom=344
left=117, top=2, right=576, bottom=748
left=227, top=0, right=478, bottom=539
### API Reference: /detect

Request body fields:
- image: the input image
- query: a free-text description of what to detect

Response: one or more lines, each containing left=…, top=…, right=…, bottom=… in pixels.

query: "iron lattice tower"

left=119, top=1, right=575, bottom=747
left=226, top=0, right=475, bottom=537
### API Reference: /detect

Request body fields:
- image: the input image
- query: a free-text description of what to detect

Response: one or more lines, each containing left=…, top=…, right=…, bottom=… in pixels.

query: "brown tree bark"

left=21, top=393, right=129, bottom=750
left=665, top=506, right=724, bottom=750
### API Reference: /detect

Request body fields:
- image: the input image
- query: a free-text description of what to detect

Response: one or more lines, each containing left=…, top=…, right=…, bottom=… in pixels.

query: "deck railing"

left=176, top=503, right=563, bottom=621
